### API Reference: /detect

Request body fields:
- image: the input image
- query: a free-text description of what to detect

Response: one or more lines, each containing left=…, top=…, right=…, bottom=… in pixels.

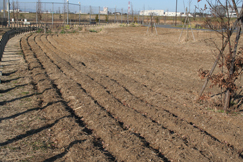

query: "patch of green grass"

left=21, top=91, right=29, bottom=95
left=23, top=98, right=32, bottom=102
left=65, top=25, right=70, bottom=30
left=68, top=30, right=77, bottom=33
left=46, top=30, right=52, bottom=34
left=89, top=29, right=97, bottom=33
left=130, top=23, right=136, bottom=27
left=60, top=29, right=66, bottom=34
left=206, top=107, right=214, bottom=111
left=78, top=27, right=83, bottom=31
left=36, top=29, right=43, bottom=33
left=31, top=141, right=53, bottom=151
left=217, top=110, right=225, bottom=113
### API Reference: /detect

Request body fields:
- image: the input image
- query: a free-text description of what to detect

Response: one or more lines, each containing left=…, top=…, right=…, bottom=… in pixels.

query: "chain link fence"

left=0, top=1, right=151, bottom=28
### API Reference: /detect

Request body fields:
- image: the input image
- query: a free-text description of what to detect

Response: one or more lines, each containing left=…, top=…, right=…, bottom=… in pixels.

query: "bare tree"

left=16, top=0, right=19, bottom=26
left=63, top=0, right=66, bottom=24
left=12, top=0, right=15, bottom=20
left=37, top=0, right=42, bottom=22
left=3, top=0, right=6, bottom=18
left=198, top=0, right=243, bottom=111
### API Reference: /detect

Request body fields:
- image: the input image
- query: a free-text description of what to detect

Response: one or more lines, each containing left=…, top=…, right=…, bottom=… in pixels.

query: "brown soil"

left=1, top=26, right=243, bottom=161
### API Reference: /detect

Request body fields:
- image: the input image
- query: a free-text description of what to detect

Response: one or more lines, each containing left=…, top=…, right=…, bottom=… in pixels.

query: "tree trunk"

left=198, top=4, right=243, bottom=99
left=224, top=22, right=242, bottom=111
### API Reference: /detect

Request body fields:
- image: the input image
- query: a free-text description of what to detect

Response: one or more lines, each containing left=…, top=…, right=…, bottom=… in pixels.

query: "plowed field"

left=15, top=27, right=243, bottom=161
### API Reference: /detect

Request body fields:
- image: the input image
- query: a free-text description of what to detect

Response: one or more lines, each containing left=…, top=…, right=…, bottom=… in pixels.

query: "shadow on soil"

left=1, top=60, right=19, bottom=62
left=0, top=116, right=70, bottom=147
left=2, top=70, right=17, bottom=76
left=0, top=84, right=28, bottom=93
left=43, top=140, right=86, bottom=162
left=1, top=77, right=24, bottom=84
left=0, top=87, right=53, bottom=106
left=0, top=93, right=36, bottom=106
left=3, top=64, right=19, bottom=67
left=0, top=101, right=59, bottom=123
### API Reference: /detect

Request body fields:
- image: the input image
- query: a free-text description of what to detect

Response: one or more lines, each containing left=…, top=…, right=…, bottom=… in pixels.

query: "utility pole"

left=79, top=2, right=81, bottom=25
left=115, top=6, right=117, bottom=23
left=89, top=6, right=91, bottom=24
left=3, top=0, right=6, bottom=18
left=143, top=5, right=145, bottom=24
left=99, top=6, right=100, bottom=24
left=67, top=0, right=69, bottom=25
left=175, top=0, right=178, bottom=26
left=52, top=2, right=54, bottom=26
left=121, top=8, right=123, bottom=23
left=7, top=0, right=10, bottom=27
left=36, top=2, right=38, bottom=26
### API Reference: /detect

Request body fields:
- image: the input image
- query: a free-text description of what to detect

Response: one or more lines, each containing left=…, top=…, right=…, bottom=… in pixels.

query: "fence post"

left=7, top=0, right=10, bottom=28
left=36, top=2, right=38, bottom=26
left=138, top=11, right=140, bottom=24
left=79, top=2, right=81, bottom=25
left=99, top=6, right=100, bottom=25
left=121, top=8, right=123, bottom=23
left=52, top=2, right=54, bottom=27
left=89, top=6, right=91, bottom=24
left=127, top=11, right=128, bottom=24
left=67, top=0, right=69, bottom=25
left=107, top=7, right=108, bottom=24
left=114, top=7, right=116, bottom=23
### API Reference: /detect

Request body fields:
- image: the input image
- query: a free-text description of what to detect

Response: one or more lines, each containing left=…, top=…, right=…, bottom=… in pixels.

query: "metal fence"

left=0, top=1, right=149, bottom=28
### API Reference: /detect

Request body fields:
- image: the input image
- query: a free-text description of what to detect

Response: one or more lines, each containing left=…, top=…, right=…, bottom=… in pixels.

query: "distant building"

left=139, top=10, right=164, bottom=16
left=164, top=12, right=182, bottom=16
left=1, top=9, right=21, bottom=13
left=181, top=13, right=193, bottom=17
left=227, top=7, right=242, bottom=17
left=211, top=5, right=242, bottom=17
left=100, top=7, right=108, bottom=15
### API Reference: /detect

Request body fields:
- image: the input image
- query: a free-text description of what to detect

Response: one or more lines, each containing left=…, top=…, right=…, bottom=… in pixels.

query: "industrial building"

left=139, top=10, right=164, bottom=16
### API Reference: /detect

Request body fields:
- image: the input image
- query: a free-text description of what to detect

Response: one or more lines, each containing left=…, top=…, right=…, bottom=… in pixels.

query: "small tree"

left=155, top=16, right=159, bottom=24
left=12, top=0, right=15, bottom=20
left=198, top=0, right=243, bottom=111
left=95, top=14, right=99, bottom=22
left=134, top=16, right=137, bottom=23
left=16, top=0, right=19, bottom=23
left=105, top=15, right=109, bottom=22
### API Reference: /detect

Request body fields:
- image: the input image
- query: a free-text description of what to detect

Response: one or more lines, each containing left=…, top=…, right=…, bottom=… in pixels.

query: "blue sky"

left=3, top=0, right=209, bottom=12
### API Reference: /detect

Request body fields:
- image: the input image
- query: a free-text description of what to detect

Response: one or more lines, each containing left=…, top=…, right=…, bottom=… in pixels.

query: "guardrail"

left=0, top=27, right=37, bottom=62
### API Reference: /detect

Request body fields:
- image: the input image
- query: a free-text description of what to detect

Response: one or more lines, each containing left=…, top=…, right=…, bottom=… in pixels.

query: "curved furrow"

left=21, top=34, right=114, bottom=161
left=44, top=34, right=242, bottom=161
left=51, top=34, right=243, bottom=153
left=28, top=34, right=165, bottom=162
left=35, top=34, right=216, bottom=161
left=50, top=33, right=203, bottom=99
left=47, top=34, right=243, bottom=151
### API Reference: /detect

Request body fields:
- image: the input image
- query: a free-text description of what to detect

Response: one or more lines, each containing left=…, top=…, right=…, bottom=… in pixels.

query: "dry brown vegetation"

left=0, top=26, right=243, bottom=161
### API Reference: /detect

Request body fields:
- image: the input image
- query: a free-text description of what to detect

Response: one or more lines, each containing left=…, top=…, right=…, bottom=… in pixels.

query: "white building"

left=139, top=10, right=164, bottom=16
left=1, top=9, right=21, bottom=13
left=227, top=7, right=242, bottom=17
left=181, top=13, right=193, bottom=17
left=164, top=12, right=182, bottom=16
left=100, top=7, right=108, bottom=15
